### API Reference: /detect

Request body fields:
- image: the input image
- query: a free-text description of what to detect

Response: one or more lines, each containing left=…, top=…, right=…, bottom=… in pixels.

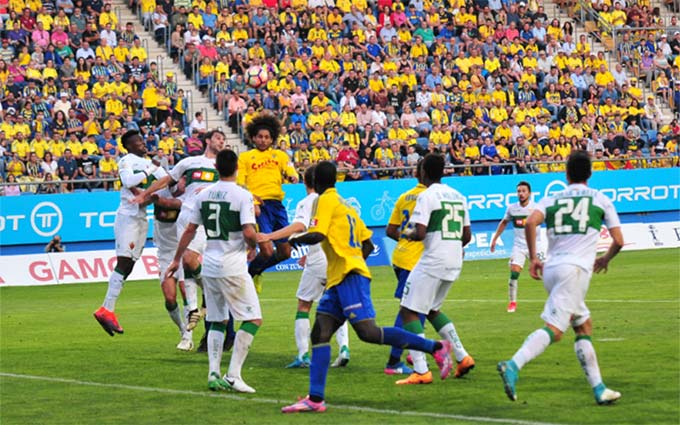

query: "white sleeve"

left=169, top=157, right=187, bottom=183
left=599, top=192, right=621, bottom=229
left=503, top=205, right=512, bottom=221
left=188, top=194, right=203, bottom=225
left=535, top=196, right=550, bottom=218
left=118, top=158, right=148, bottom=188
left=152, top=166, right=168, bottom=180
left=292, top=198, right=311, bottom=228
left=240, top=190, right=256, bottom=226
left=410, top=191, right=430, bottom=226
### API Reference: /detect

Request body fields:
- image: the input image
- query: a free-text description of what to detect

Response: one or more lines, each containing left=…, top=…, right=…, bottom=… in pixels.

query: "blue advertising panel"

left=1, top=168, right=678, bottom=246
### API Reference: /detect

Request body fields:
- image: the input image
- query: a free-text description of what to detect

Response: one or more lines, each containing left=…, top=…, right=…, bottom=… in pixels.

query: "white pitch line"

left=259, top=298, right=679, bottom=304
left=598, top=338, right=626, bottom=342
left=0, top=372, right=566, bottom=425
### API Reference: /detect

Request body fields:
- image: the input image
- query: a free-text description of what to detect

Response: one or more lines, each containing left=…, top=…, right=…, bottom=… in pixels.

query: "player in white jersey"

left=94, top=130, right=168, bottom=336
left=490, top=181, right=546, bottom=313
left=135, top=130, right=236, bottom=352
left=397, top=154, right=475, bottom=385
left=498, top=151, right=624, bottom=405
left=151, top=185, right=194, bottom=351
left=166, top=149, right=261, bottom=394
left=256, top=166, right=350, bottom=369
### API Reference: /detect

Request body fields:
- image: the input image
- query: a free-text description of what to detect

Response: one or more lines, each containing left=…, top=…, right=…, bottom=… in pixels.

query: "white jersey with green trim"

left=536, top=183, right=620, bottom=272
left=117, top=153, right=167, bottom=218
left=292, top=192, right=326, bottom=273
left=503, top=201, right=541, bottom=250
left=170, top=155, right=219, bottom=214
left=189, top=181, right=256, bottom=278
left=409, top=183, right=470, bottom=280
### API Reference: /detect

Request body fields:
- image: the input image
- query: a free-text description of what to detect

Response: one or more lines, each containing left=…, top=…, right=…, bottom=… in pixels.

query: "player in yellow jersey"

left=383, top=162, right=426, bottom=375
left=238, top=114, right=299, bottom=293
left=282, top=162, right=454, bottom=414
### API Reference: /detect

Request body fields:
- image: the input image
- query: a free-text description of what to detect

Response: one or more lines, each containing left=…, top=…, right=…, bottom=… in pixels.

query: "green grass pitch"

left=1, top=249, right=678, bottom=425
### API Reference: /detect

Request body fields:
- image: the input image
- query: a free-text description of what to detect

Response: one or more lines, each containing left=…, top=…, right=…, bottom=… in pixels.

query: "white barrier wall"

left=0, top=222, right=678, bottom=286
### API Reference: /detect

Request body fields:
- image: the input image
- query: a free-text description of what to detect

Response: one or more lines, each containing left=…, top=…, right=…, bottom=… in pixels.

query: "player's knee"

left=353, top=321, right=380, bottom=343
left=249, top=318, right=263, bottom=327
left=573, top=318, right=592, bottom=336
left=276, top=242, right=292, bottom=260
left=297, top=300, right=313, bottom=312
left=310, top=323, right=332, bottom=344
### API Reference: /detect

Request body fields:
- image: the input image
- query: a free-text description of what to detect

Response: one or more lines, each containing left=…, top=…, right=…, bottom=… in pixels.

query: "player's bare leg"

left=507, top=264, right=522, bottom=313
left=94, top=256, right=135, bottom=336
left=248, top=240, right=292, bottom=293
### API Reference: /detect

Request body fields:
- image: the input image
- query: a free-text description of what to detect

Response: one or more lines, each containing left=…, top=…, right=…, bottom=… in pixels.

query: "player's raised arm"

left=258, top=222, right=307, bottom=243
left=524, top=209, right=545, bottom=280
left=131, top=174, right=175, bottom=204
left=289, top=231, right=325, bottom=246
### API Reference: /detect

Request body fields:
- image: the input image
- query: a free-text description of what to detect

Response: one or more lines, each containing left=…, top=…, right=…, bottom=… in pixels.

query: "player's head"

left=215, top=148, right=238, bottom=178
left=313, top=161, right=336, bottom=194
left=566, top=150, right=592, bottom=184
left=303, top=164, right=316, bottom=190
left=205, top=129, right=226, bottom=154
left=246, top=114, right=281, bottom=151
left=121, top=130, right=145, bottom=156
left=421, top=153, right=445, bottom=184
left=516, top=181, right=531, bottom=203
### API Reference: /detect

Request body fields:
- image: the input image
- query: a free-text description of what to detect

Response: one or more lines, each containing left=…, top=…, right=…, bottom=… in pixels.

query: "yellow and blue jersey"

left=309, top=188, right=372, bottom=289
left=388, top=183, right=426, bottom=271
left=237, top=147, right=298, bottom=202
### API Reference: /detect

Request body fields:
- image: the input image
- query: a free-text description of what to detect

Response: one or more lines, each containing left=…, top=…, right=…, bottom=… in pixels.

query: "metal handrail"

left=1, top=155, right=675, bottom=189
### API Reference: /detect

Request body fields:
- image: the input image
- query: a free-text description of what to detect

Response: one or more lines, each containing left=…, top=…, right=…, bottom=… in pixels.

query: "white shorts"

left=176, top=210, right=206, bottom=255
left=296, top=266, right=326, bottom=302
left=540, top=264, right=591, bottom=332
left=204, top=274, right=262, bottom=322
left=114, top=213, right=148, bottom=261
left=509, top=245, right=546, bottom=268
left=154, top=221, right=184, bottom=283
left=400, top=264, right=460, bottom=314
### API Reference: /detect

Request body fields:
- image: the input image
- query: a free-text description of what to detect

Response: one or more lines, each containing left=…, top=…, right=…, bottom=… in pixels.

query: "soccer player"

left=497, top=151, right=624, bottom=405
left=281, top=161, right=453, bottom=414
left=383, top=161, right=426, bottom=376
left=166, top=149, right=261, bottom=393
left=94, top=130, right=167, bottom=335
left=150, top=184, right=194, bottom=351
left=397, top=154, right=475, bottom=385
left=134, top=130, right=235, bottom=351
left=490, top=181, right=546, bottom=313
left=238, top=114, right=299, bottom=293
left=257, top=165, right=350, bottom=369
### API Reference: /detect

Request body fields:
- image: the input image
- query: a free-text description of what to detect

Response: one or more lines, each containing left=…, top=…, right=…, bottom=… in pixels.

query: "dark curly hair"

left=245, top=113, right=281, bottom=146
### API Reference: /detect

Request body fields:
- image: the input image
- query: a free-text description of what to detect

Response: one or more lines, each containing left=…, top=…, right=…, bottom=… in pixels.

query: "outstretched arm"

left=594, top=226, right=623, bottom=273
left=490, top=219, right=509, bottom=252
left=257, top=222, right=306, bottom=243
left=289, top=231, right=325, bottom=246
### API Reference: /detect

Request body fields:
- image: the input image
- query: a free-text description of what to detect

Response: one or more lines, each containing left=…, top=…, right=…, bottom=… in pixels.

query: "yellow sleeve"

left=309, top=192, right=333, bottom=236
left=237, top=154, right=248, bottom=187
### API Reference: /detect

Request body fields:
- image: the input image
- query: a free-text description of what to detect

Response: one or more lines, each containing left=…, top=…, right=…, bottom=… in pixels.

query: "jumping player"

left=94, top=130, right=167, bottom=335
left=490, top=181, right=546, bottom=313
left=238, top=114, right=299, bottom=293
left=498, top=151, right=624, bottom=405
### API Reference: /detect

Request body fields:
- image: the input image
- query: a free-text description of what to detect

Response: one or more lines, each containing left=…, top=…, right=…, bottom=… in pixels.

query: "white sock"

left=438, top=322, right=469, bottom=362
left=409, top=333, right=428, bottom=374
left=575, top=337, right=603, bottom=388
left=509, top=279, right=518, bottom=302
left=208, top=328, right=225, bottom=377
left=228, top=329, right=254, bottom=379
left=336, top=321, right=349, bottom=349
left=168, top=305, right=187, bottom=336
left=103, top=270, right=125, bottom=311
left=294, top=317, right=310, bottom=357
left=512, top=328, right=552, bottom=370
left=184, top=278, right=198, bottom=311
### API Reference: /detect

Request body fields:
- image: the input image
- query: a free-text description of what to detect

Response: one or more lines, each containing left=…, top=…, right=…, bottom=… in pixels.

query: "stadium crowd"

left=0, top=0, right=679, bottom=196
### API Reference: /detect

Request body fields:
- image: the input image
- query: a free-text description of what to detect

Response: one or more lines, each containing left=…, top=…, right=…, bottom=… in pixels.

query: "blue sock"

left=382, top=326, right=436, bottom=353
left=309, top=344, right=331, bottom=401
left=389, top=313, right=427, bottom=361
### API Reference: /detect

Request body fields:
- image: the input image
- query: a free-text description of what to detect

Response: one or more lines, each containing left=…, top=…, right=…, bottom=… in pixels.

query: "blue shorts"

left=257, top=200, right=289, bottom=241
left=317, top=273, right=376, bottom=324
left=393, top=266, right=411, bottom=299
